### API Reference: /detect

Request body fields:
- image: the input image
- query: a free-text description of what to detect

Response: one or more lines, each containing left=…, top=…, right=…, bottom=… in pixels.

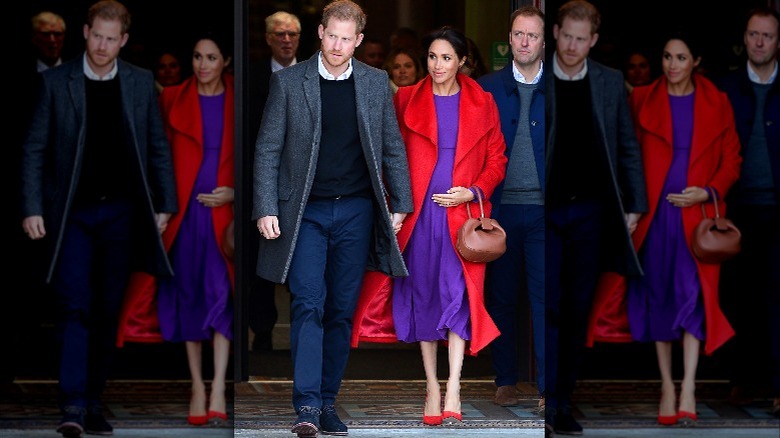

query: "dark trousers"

left=545, top=199, right=603, bottom=416
left=248, top=272, right=278, bottom=349
left=487, top=204, right=545, bottom=392
left=287, top=196, right=374, bottom=411
left=52, top=199, right=134, bottom=409
left=720, top=203, right=780, bottom=396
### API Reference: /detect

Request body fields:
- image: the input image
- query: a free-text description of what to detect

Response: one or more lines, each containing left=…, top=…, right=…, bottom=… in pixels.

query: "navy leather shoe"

left=291, top=406, right=320, bottom=437
left=57, top=406, right=86, bottom=438
left=85, top=406, right=113, bottom=436
left=553, top=410, right=583, bottom=436
left=320, top=405, right=348, bottom=436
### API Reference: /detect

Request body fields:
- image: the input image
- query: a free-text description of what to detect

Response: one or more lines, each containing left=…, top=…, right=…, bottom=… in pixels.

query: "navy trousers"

left=52, top=199, right=134, bottom=409
left=487, top=204, right=545, bottom=393
left=545, top=199, right=603, bottom=416
left=720, top=203, right=780, bottom=397
left=287, top=196, right=374, bottom=411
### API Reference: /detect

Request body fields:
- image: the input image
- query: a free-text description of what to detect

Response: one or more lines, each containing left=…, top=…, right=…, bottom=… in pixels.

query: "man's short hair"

left=87, top=0, right=131, bottom=34
left=321, top=0, right=366, bottom=34
left=32, top=11, right=66, bottom=32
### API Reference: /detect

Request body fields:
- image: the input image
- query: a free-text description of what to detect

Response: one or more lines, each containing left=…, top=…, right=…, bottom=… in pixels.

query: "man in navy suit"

left=254, top=1, right=412, bottom=436
left=717, top=6, right=780, bottom=416
left=21, top=2, right=177, bottom=436
left=478, top=5, right=546, bottom=412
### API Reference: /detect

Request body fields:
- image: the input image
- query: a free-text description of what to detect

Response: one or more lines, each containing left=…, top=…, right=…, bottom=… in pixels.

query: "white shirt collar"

left=746, top=60, right=778, bottom=85
left=271, top=56, right=296, bottom=73
left=37, top=57, right=62, bottom=73
left=318, top=51, right=353, bottom=80
left=82, top=53, right=118, bottom=80
left=552, top=52, right=588, bottom=81
left=513, top=60, right=543, bottom=84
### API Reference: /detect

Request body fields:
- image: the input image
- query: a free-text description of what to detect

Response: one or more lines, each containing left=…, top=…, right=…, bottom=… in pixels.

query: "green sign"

left=491, top=41, right=510, bottom=71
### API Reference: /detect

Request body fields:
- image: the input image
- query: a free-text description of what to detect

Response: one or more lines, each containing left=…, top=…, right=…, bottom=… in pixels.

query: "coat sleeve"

left=380, top=75, right=413, bottom=213
left=617, top=82, right=648, bottom=214
left=471, top=95, right=508, bottom=199
left=145, top=74, right=178, bottom=214
left=253, top=72, right=288, bottom=219
left=706, top=95, right=742, bottom=200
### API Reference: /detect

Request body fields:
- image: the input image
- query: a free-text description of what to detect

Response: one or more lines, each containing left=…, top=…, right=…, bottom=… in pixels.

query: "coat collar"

left=166, top=74, right=234, bottom=144
left=635, top=73, right=733, bottom=164
left=403, top=73, right=495, bottom=166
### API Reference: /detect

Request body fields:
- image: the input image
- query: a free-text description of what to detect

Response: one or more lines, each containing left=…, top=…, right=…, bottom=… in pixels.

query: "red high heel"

left=677, top=410, right=697, bottom=425
left=187, top=414, right=208, bottom=426
left=657, top=398, right=678, bottom=425
left=207, top=410, right=228, bottom=425
left=422, top=397, right=442, bottom=426
left=657, top=388, right=677, bottom=425
left=442, top=410, right=462, bottom=424
left=657, top=412, right=678, bottom=426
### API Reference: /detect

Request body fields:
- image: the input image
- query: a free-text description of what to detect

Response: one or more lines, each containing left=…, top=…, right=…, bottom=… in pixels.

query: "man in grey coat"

left=20, top=2, right=177, bottom=437
left=253, top=1, right=412, bottom=436
left=544, top=1, right=647, bottom=436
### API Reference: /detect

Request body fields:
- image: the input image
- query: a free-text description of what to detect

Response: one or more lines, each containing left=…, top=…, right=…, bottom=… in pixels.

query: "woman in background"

left=154, top=50, right=184, bottom=93
left=384, top=46, right=423, bottom=93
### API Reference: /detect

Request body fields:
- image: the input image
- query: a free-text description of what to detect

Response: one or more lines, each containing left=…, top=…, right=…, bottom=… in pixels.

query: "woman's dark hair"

left=422, top=26, right=468, bottom=61
left=663, top=28, right=702, bottom=61
left=192, top=29, right=233, bottom=61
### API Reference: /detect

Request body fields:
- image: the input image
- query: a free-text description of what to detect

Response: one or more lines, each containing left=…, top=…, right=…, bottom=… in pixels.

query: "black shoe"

left=85, top=406, right=113, bottom=436
left=553, top=411, right=583, bottom=436
left=291, top=406, right=320, bottom=437
left=320, top=405, right=348, bottom=436
left=57, top=406, right=86, bottom=438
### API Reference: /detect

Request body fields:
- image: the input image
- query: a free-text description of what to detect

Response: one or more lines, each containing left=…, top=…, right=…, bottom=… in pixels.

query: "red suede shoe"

left=187, top=414, right=208, bottom=426
left=657, top=412, right=678, bottom=426
left=677, top=410, right=697, bottom=426
left=422, top=397, right=442, bottom=426
left=442, top=410, right=462, bottom=424
left=207, top=410, right=228, bottom=425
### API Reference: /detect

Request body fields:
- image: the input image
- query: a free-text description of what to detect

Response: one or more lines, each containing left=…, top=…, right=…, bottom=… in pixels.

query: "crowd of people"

left=12, top=0, right=779, bottom=438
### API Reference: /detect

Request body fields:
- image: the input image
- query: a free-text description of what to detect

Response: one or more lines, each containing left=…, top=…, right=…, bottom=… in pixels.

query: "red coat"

left=588, top=73, right=741, bottom=355
left=351, top=74, right=507, bottom=356
left=117, top=75, right=236, bottom=346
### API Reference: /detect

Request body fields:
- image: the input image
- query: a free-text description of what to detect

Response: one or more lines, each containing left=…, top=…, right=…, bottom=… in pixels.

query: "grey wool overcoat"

left=252, top=53, right=413, bottom=284
left=20, top=56, right=178, bottom=282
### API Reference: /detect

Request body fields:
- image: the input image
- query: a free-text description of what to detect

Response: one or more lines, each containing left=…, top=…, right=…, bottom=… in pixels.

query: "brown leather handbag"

left=691, top=187, right=741, bottom=264
left=456, top=186, right=507, bottom=263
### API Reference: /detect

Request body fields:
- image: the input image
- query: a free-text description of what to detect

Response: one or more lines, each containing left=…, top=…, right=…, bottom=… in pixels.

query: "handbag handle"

left=465, top=186, right=494, bottom=231
left=701, top=186, right=732, bottom=232
left=700, top=186, right=720, bottom=219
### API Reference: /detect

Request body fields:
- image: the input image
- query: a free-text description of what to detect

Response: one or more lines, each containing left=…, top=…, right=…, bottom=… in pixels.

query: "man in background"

left=478, top=5, right=546, bottom=414
left=246, top=10, right=302, bottom=352
left=357, top=36, right=386, bottom=69
left=717, top=5, right=780, bottom=418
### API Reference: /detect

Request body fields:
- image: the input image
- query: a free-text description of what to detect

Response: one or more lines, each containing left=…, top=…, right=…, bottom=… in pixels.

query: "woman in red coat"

left=119, top=32, right=235, bottom=426
left=588, top=31, right=740, bottom=426
left=353, top=27, right=506, bottom=426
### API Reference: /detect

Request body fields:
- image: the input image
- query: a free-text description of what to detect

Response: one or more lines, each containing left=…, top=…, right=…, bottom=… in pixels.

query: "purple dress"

left=157, top=93, right=233, bottom=343
left=392, top=92, right=471, bottom=343
left=627, top=93, right=705, bottom=342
